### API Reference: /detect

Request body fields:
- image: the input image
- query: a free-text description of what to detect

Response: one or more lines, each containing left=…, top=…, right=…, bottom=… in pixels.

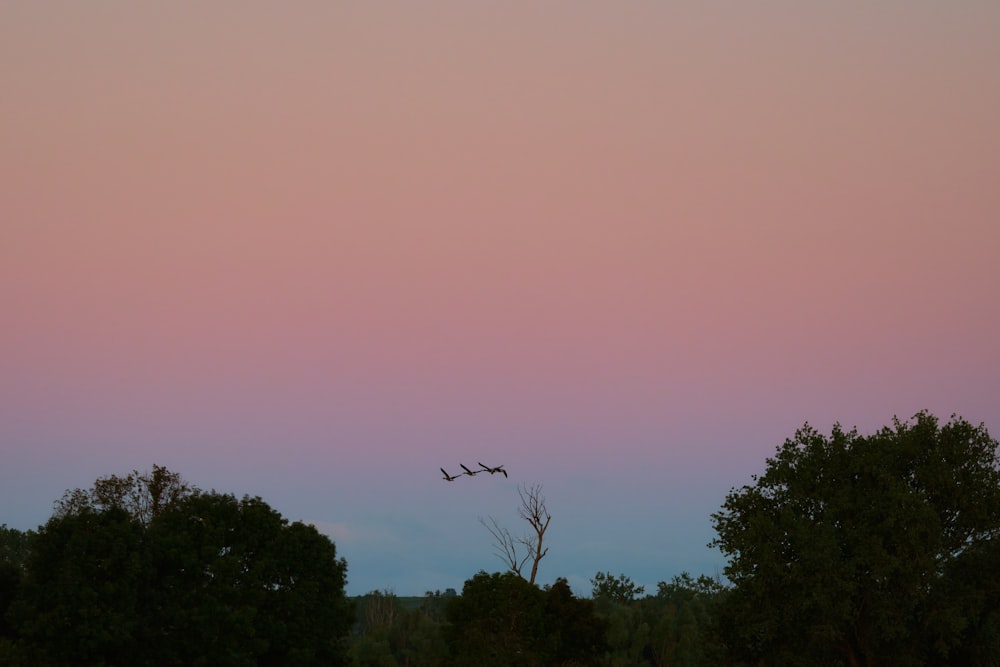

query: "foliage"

left=542, top=577, right=609, bottom=665
left=144, top=492, right=352, bottom=666
left=445, top=571, right=606, bottom=666
left=591, top=571, right=646, bottom=603
left=0, top=525, right=33, bottom=575
left=54, top=463, right=193, bottom=526
left=348, top=591, right=449, bottom=667
left=11, top=507, right=147, bottom=666
left=0, top=525, right=34, bottom=651
left=6, top=468, right=353, bottom=666
left=594, top=571, right=727, bottom=666
left=710, top=411, right=1000, bottom=665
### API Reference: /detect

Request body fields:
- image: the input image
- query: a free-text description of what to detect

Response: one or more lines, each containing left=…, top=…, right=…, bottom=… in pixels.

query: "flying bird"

left=478, top=462, right=507, bottom=478
left=440, top=468, right=460, bottom=481
left=459, top=463, right=479, bottom=477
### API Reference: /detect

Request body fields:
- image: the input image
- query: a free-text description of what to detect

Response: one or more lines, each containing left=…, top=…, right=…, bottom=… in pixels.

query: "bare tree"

left=480, top=483, right=551, bottom=585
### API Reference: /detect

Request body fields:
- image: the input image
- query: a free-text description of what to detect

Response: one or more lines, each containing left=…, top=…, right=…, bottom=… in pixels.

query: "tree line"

left=2, top=411, right=999, bottom=665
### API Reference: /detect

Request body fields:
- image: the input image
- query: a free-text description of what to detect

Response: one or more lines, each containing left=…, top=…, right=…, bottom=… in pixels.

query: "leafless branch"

left=480, top=483, right=551, bottom=585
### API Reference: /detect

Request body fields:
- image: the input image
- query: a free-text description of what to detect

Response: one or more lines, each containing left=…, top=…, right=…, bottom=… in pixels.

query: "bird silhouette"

left=440, top=468, right=460, bottom=481
left=460, top=463, right=479, bottom=477
left=478, top=462, right=507, bottom=478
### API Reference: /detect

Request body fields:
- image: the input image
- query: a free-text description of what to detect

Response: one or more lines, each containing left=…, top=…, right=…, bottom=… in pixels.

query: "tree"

left=54, top=463, right=193, bottom=526
left=0, top=524, right=34, bottom=648
left=480, top=483, right=551, bottom=585
left=591, top=571, right=645, bottom=604
left=10, top=468, right=353, bottom=666
left=710, top=411, right=1000, bottom=666
left=347, top=589, right=450, bottom=667
left=11, top=507, right=147, bottom=666
left=542, top=577, right=608, bottom=665
left=445, top=571, right=547, bottom=666
left=650, top=573, right=729, bottom=667
left=445, top=571, right=605, bottom=666
left=144, top=491, right=353, bottom=666
left=589, top=571, right=726, bottom=666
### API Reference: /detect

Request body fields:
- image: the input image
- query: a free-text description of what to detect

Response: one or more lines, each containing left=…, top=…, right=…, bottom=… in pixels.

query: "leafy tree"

left=11, top=507, right=147, bottom=666
left=347, top=590, right=449, bottom=667
left=653, top=572, right=725, bottom=602
left=9, top=468, right=353, bottom=666
left=591, top=571, right=725, bottom=666
left=0, top=525, right=33, bottom=575
left=445, top=571, right=546, bottom=666
left=710, top=412, right=1000, bottom=666
left=144, top=491, right=352, bottom=666
left=591, top=571, right=645, bottom=604
left=930, top=535, right=1000, bottom=666
left=0, top=524, right=33, bottom=647
left=389, top=603, right=448, bottom=667
left=55, top=463, right=193, bottom=526
left=445, top=571, right=605, bottom=666
left=542, top=577, right=608, bottom=665
left=649, top=573, right=728, bottom=667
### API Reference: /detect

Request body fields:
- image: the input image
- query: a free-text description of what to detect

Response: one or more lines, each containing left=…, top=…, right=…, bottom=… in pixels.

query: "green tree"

left=711, top=411, right=1000, bottom=666
left=649, top=572, right=728, bottom=666
left=445, top=571, right=606, bottom=666
left=542, top=577, right=608, bottom=665
left=347, top=590, right=449, bottom=667
left=445, top=571, right=547, bottom=666
left=591, top=571, right=725, bottom=666
left=0, top=524, right=33, bottom=649
left=389, top=603, right=448, bottom=667
left=930, top=535, right=1000, bottom=666
left=144, top=491, right=352, bottom=666
left=55, top=463, right=193, bottom=526
left=591, top=571, right=645, bottom=604
left=9, top=468, right=353, bottom=666
left=11, top=507, right=146, bottom=666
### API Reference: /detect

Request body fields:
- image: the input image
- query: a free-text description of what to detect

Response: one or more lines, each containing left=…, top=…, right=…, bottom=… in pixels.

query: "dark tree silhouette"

left=711, top=412, right=1000, bottom=666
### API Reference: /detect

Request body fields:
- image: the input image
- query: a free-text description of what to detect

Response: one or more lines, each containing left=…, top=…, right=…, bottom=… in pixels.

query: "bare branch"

left=517, top=483, right=551, bottom=584
left=479, top=516, right=529, bottom=576
left=480, top=483, right=552, bottom=585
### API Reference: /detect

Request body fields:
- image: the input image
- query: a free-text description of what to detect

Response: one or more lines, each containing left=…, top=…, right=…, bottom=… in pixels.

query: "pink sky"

left=3, top=2, right=999, bottom=594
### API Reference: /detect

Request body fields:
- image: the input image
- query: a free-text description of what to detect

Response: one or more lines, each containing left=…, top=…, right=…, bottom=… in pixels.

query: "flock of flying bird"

left=440, top=462, right=507, bottom=481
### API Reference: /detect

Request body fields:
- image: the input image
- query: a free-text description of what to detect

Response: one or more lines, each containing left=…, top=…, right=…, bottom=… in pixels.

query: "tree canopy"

left=7, top=468, right=353, bottom=666
left=710, top=411, right=1000, bottom=666
left=591, top=571, right=646, bottom=604
left=445, top=571, right=606, bottom=666
left=54, top=464, right=193, bottom=526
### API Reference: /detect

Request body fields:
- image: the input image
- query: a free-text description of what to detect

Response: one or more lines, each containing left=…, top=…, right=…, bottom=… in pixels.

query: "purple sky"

left=2, top=2, right=999, bottom=595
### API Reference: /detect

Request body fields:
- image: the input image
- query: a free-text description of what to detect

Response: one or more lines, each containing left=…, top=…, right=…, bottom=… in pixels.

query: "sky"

left=2, top=2, right=999, bottom=596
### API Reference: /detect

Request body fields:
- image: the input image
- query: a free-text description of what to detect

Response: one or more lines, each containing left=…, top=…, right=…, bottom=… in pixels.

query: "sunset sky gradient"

left=2, top=2, right=999, bottom=595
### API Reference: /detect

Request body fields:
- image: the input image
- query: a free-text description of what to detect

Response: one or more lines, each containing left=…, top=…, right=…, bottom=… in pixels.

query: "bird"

left=459, top=463, right=479, bottom=477
left=478, top=462, right=507, bottom=478
left=440, top=468, right=460, bottom=481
